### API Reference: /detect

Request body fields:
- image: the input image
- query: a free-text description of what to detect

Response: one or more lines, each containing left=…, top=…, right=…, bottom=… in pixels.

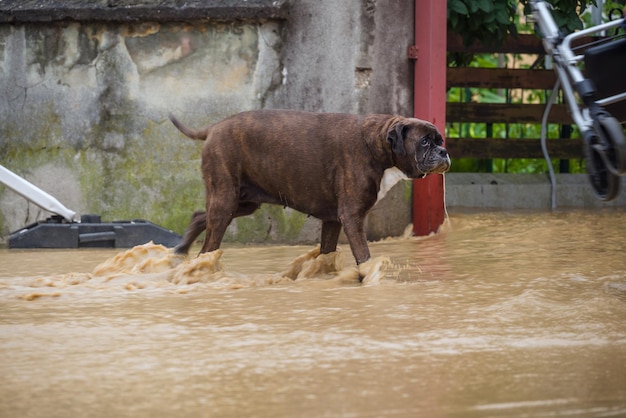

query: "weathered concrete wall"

left=266, top=0, right=413, bottom=116
left=0, top=20, right=283, bottom=236
left=445, top=173, right=626, bottom=210
left=0, top=0, right=415, bottom=244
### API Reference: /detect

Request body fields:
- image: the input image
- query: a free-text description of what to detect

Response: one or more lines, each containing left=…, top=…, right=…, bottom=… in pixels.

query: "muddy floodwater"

left=1, top=210, right=626, bottom=417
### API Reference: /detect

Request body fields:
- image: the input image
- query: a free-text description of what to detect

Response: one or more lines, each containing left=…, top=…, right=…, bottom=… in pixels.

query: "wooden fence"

left=445, top=33, right=583, bottom=161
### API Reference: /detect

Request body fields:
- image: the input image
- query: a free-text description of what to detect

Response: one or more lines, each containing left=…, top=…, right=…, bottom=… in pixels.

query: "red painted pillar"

left=412, top=0, right=447, bottom=236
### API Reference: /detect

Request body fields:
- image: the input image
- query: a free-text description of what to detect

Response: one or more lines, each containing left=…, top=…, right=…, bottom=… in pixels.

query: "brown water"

left=1, top=210, right=626, bottom=417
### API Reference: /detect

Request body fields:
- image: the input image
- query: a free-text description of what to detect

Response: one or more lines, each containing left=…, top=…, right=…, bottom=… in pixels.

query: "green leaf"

left=475, top=0, right=493, bottom=13
left=494, top=7, right=509, bottom=25
left=449, top=0, right=469, bottom=15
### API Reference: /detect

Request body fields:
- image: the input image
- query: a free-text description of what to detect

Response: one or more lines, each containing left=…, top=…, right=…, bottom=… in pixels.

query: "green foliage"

left=448, top=0, right=598, bottom=48
left=448, top=0, right=519, bottom=46
left=580, top=0, right=625, bottom=26
left=521, top=0, right=599, bottom=32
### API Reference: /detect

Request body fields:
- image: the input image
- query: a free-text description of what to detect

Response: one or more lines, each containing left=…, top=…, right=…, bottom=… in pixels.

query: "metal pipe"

left=540, top=80, right=561, bottom=209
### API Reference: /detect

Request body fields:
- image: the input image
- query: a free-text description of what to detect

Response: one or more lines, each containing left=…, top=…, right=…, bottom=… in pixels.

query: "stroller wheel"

left=594, top=114, right=626, bottom=175
left=584, top=129, right=620, bottom=201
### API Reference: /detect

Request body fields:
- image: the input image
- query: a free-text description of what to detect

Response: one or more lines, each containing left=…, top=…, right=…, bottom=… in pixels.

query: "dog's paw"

left=358, top=256, right=391, bottom=284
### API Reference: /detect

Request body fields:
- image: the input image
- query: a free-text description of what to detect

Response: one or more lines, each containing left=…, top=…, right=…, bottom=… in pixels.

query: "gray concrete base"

left=445, top=173, right=626, bottom=210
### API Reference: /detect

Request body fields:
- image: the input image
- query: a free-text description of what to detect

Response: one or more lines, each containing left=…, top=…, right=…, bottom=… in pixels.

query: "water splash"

left=5, top=242, right=391, bottom=300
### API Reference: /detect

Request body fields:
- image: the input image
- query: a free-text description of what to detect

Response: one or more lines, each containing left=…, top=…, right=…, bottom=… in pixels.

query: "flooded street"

left=1, top=210, right=626, bottom=417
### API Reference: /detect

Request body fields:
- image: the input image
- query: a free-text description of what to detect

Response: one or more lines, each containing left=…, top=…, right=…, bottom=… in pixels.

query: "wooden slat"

left=447, top=67, right=557, bottom=90
left=447, top=102, right=572, bottom=124
left=446, top=137, right=584, bottom=159
left=447, top=33, right=545, bottom=54
left=447, top=32, right=602, bottom=55
left=444, top=32, right=603, bottom=160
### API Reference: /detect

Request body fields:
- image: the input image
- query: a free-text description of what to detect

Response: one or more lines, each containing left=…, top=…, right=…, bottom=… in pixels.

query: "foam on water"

left=2, top=242, right=391, bottom=300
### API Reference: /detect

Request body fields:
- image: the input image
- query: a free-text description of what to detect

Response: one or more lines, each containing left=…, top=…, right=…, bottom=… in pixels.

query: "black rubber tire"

left=584, top=129, right=620, bottom=201
left=594, top=114, right=626, bottom=175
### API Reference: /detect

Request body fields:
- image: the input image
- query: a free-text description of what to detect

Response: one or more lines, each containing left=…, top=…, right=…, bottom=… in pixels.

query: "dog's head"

left=387, top=118, right=450, bottom=178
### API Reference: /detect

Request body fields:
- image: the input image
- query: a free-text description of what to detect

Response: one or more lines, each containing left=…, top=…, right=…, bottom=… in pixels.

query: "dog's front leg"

left=339, top=215, right=371, bottom=266
left=320, top=220, right=342, bottom=254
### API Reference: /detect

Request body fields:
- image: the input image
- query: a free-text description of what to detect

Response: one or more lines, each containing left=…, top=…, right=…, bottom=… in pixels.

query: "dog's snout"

left=437, top=146, right=451, bottom=171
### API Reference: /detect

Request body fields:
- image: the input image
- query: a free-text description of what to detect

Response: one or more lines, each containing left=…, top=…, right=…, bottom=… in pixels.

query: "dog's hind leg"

left=198, top=186, right=266, bottom=253
left=174, top=211, right=206, bottom=254
left=175, top=202, right=260, bottom=255
left=199, top=199, right=234, bottom=254
left=320, top=220, right=342, bottom=254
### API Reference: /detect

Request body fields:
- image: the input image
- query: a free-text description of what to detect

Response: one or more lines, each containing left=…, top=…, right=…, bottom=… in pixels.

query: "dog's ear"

left=387, top=122, right=408, bottom=157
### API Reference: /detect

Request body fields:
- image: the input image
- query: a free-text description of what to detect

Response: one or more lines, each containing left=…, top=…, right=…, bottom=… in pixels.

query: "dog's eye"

left=420, top=137, right=430, bottom=146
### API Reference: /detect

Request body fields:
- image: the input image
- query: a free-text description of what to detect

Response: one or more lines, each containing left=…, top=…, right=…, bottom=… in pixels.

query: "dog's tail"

left=168, top=114, right=208, bottom=141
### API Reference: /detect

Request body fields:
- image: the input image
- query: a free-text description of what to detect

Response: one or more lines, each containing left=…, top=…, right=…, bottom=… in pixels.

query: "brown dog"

left=170, top=110, right=450, bottom=269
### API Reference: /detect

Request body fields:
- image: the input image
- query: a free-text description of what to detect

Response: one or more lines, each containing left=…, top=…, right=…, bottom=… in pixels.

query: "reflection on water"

left=1, top=210, right=625, bottom=417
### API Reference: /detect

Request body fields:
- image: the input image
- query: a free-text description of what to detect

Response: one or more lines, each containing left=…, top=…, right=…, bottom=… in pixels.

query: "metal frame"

left=537, top=4, right=625, bottom=130
left=531, top=0, right=626, bottom=203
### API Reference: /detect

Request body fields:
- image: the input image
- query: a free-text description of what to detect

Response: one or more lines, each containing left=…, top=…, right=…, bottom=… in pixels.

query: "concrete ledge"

left=0, top=0, right=288, bottom=23
left=445, top=173, right=626, bottom=210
